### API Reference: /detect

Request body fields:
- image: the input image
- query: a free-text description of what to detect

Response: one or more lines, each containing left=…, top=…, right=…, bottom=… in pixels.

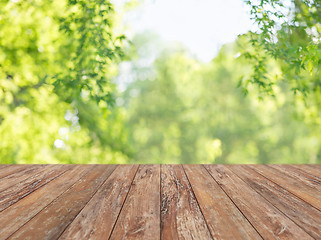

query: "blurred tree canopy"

left=0, top=0, right=320, bottom=164
left=0, top=0, right=131, bottom=163
left=122, top=33, right=320, bottom=164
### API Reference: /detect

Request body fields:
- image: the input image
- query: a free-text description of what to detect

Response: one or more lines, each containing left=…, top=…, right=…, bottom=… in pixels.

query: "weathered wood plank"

left=0, top=165, right=10, bottom=170
left=205, top=165, right=313, bottom=240
left=0, top=165, right=32, bottom=179
left=109, top=165, right=160, bottom=240
left=0, top=165, right=46, bottom=192
left=249, top=165, right=321, bottom=211
left=269, top=165, right=321, bottom=192
left=0, top=165, right=91, bottom=240
left=183, top=165, right=261, bottom=240
left=312, top=164, right=321, bottom=169
left=0, top=165, right=70, bottom=212
left=59, top=165, right=138, bottom=240
left=0, top=164, right=320, bottom=240
left=228, top=165, right=321, bottom=239
left=291, top=164, right=321, bottom=179
left=8, top=165, right=117, bottom=240
left=161, top=164, right=212, bottom=240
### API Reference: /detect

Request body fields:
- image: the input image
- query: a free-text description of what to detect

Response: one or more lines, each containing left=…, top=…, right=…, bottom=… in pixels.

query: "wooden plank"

left=109, top=165, right=160, bottom=240
left=0, top=165, right=31, bottom=179
left=269, top=165, right=321, bottom=191
left=205, top=165, right=313, bottom=240
left=161, top=165, right=212, bottom=240
left=291, top=164, right=321, bottom=179
left=311, top=164, right=321, bottom=169
left=0, top=165, right=45, bottom=188
left=249, top=165, right=321, bottom=211
left=183, top=165, right=261, bottom=240
left=7, top=165, right=117, bottom=240
left=0, top=165, right=92, bottom=240
left=59, top=165, right=138, bottom=240
left=229, top=165, right=321, bottom=239
left=0, top=165, right=70, bottom=212
left=0, top=165, right=10, bottom=170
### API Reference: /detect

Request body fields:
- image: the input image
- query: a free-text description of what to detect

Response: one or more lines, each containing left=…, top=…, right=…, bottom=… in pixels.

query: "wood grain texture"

left=8, top=165, right=117, bottom=240
left=183, top=165, right=261, bottom=240
left=0, top=164, right=320, bottom=240
left=229, top=165, right=321, bottom=239
left=0, top=165, right=70, bottom=212
left=288, top=164, right=321, bottom=181
left=205, top=165, right=313, bottom=240
left=59, top=165, right=138, bottom=240
left=0, top=165, right=46, bottom=192
left=269, top=165, right=321, bottom=192
left=109, top=165, right=160, bottom=240
left=0, top=165, right=10, bottom=171
left=0, top=165, right=91, bottom=240
left=0, top=165, right=33, bottom=179
left=249, top=165, right=321, bottom=211
left=291, top=164, right=321, bottom=178
left=161, top=165, right=212, bottom=240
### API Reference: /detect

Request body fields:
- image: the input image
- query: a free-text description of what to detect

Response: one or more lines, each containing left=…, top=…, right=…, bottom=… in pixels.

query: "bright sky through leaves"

left=123, top=0, right=255, bottom=62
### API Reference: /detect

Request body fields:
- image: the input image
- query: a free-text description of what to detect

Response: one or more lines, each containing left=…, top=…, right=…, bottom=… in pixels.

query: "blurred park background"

left=1, top=0, right=321, bottom=164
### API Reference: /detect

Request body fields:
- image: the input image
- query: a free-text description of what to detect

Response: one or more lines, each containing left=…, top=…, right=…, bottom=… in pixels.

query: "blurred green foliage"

left=123, top=33, right=320, bottom=164
left=244, top=0, right=321, bottom=101
left=0, top=0, right=131, bottom=163
left=0, top=0, right=320, bottom=164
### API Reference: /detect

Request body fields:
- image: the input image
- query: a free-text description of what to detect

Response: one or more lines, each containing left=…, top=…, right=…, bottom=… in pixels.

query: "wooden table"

left=0, top=164, right=320, bottom=240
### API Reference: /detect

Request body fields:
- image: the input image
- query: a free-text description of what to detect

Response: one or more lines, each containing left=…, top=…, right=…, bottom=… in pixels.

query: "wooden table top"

left=0, top=164, right=320, bottom=240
